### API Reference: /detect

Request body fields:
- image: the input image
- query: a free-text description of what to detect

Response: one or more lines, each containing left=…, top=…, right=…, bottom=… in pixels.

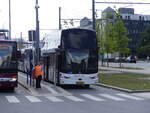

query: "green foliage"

left=113, top=20, right=130, bottom=54
left=95, top=8, right=130, bottom=61
left=138, top=45, right=150, bottom=57
left=96, top=20, right=101, bottom=53
left=103, top=21, right=116, bottom=53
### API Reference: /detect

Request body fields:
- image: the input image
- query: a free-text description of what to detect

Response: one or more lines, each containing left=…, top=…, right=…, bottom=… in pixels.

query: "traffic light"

left=28, top=30, right=36, bottom=41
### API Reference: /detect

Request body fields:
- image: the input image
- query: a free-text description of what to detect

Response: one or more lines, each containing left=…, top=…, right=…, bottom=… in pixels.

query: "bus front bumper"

left=59, top=72, right=99, bottom=85
left=0, top=78, right=17, bottom=88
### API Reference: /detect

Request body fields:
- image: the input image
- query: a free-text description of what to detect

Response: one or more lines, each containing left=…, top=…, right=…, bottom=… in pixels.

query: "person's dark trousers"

left=36, top=76, right=42, bottom=88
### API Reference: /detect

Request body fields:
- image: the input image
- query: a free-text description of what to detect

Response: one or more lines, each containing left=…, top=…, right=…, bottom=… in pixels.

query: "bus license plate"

left=76, top=81, right=84, bottom=84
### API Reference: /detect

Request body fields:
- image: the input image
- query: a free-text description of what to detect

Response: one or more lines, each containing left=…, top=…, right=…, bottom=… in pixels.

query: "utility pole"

left=92, top=0, right=95, bottom=30
left=35, top=0, right=40, bottom=63
left=59, top=7, right=61, bottom=30
left=20, top=32, right=22, bottom=50
left=9, top=0, right=11, bottom=39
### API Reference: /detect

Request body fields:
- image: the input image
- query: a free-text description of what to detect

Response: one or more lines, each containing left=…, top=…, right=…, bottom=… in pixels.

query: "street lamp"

left=35, top=0, right=40, bottom=63
left=9, top=0, right=11, bottom=39
left=92, top=0, right=95, bottom=30
left=59, top=7, right=61, bottom=30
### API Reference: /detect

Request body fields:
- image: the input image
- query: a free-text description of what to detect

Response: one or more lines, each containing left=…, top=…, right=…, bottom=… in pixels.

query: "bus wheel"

left=9, top=87, right=15, bottom=92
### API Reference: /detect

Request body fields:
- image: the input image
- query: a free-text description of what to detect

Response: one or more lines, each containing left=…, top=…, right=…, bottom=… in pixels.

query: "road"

left=0, top=82, right=150, bottom=113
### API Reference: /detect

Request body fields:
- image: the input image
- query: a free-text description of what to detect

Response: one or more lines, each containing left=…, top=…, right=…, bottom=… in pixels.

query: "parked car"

left=126, top=56, right=136, bottom=63
left=114, top=57, right=126, bottom=63
left=103, top=58, right=115, bottom=62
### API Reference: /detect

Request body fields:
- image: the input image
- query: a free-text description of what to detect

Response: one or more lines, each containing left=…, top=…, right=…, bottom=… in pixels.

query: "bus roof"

left=0, top=29, right=9, bottom=32
left=0, top=40, right=17, bottom=43
left=62, top=28, right=95, bottom=32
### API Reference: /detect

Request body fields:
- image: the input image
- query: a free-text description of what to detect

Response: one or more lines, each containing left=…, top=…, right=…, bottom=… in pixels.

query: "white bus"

left=41, top=28, right=99, bottom=87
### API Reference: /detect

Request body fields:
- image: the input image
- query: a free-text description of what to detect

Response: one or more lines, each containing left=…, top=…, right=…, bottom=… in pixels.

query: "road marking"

left=81, top=94, right=104, bottom=101
left=64, top=96, right=84, bottom=102
left=99, top=94, right=125, bottom=101
left=6, top=96, right=20, bottom=103
left=133, top=93, right=150, bottom=99
left=117, top=94, right=144, bottom=100
left=46, top=96, right=64, bottom=102
left=41, top=84, right=58, bottom=94
left=25, top=96, right=42, bottom=102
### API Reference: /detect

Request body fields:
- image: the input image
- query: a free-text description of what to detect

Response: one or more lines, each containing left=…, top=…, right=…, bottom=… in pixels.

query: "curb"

left=18, top=81, right=32, bottom=93
left=97, top=83, right=150, bottom=93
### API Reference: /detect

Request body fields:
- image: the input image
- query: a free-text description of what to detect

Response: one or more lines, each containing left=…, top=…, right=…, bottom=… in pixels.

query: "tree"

left=103, top=20, right=117, bottom=66
left=63, top=20, right=75, bottom=29
left=96, top=9, right=130, bottom=67
left=96, top=12, right=118, bottom=67
left=113, top=18, right=130, bottom=67
left=113, top=20, right=129, bottom=54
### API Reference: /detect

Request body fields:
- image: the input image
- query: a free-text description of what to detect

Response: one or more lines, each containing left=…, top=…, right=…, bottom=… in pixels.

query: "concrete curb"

left=97, top=83, right=150, bottom=93
left=18, top=81, right=32, bottom=93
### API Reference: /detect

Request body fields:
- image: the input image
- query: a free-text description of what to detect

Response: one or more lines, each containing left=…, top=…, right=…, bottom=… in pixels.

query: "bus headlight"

left=9, top=78, right=17, bottom=82
left=60, top=74, right=71, bottom=79
left=89, top=75, right=97, bottom=79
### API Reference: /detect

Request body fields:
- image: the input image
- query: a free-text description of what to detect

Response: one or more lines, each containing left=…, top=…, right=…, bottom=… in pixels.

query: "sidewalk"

left=18, top=72, right=71, bottom=96
left=100, top=66, right=150, bottom=75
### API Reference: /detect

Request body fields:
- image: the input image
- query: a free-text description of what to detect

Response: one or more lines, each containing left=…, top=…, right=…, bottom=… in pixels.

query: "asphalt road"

left=0, top=84, right=150, bottom=113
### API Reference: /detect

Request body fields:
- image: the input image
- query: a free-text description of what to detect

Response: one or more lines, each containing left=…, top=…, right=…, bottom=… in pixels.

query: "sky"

left=0, top=0, right=150, bottom=40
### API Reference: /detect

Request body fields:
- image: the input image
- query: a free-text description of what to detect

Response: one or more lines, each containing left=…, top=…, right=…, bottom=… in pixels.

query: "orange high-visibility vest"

left=33, top=65, right=43, bottom=78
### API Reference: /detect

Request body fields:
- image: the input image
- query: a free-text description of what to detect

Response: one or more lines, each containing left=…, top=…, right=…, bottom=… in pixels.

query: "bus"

left=0, top=40, right=20, bottom=90
left=41, top=28, right=99, bottom=87
left=0, top=29, right=20, bottom=90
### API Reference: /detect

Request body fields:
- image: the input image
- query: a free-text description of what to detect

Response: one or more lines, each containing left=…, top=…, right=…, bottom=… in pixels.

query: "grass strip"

left=100, top=72, right=150, bottom=90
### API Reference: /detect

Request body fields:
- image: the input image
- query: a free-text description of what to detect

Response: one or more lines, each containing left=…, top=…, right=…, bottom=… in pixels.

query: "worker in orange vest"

left=32, top=62, right=43, bottom=88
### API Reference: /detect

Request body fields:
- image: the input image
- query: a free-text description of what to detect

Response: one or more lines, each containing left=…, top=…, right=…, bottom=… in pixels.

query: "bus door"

left=43, top=56, right=49, bottom=81
left=48, top=53, right=59, bottom=84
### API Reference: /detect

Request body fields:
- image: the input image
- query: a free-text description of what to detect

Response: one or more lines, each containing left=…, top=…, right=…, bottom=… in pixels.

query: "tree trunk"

left=107, top=52, right=109, bottom=67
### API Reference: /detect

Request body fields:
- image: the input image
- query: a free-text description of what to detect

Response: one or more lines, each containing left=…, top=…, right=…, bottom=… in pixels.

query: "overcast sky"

left=0, top=0, right=150, bottom=39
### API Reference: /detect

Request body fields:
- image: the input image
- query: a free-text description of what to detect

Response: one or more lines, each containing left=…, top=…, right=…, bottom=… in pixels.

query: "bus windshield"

left=0, top=43, right=17, bottom=69
left=61, top=29, right=97, bottom=49
left=61, top=49, right=98, bottom=74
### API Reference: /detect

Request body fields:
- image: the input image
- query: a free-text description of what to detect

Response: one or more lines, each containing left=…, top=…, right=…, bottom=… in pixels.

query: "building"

left=80, top=7, right=150, bottom=54
left=80, top=17, right=93, bottom=30
left=102, top=7, right=150, bottom=54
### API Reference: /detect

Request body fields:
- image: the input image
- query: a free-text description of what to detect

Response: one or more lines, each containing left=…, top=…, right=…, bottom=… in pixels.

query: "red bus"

left=0, top=39, right=19, bottom=90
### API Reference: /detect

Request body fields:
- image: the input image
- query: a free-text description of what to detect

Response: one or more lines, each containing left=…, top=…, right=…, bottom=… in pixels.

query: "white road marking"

left=41, top=84, right=58, bottom=94
left=81, top=94, right=104, bottom=101
left=133, top=93, right=150, bottom=99
left=6, top=96, right=20, bottom=103
left=46, top=96, right=64, bottom=102
left=99, top=94, right=125, bottom=101
left=25, top=96, right=42, bottom=102
left=117, top=93, right=144, bottom=100
left=64, top=96, right=84, bottom=102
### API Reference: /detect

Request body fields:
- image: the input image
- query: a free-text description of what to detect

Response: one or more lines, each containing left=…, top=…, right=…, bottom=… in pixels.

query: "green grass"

left=100, top=73, right=150, bottom=90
